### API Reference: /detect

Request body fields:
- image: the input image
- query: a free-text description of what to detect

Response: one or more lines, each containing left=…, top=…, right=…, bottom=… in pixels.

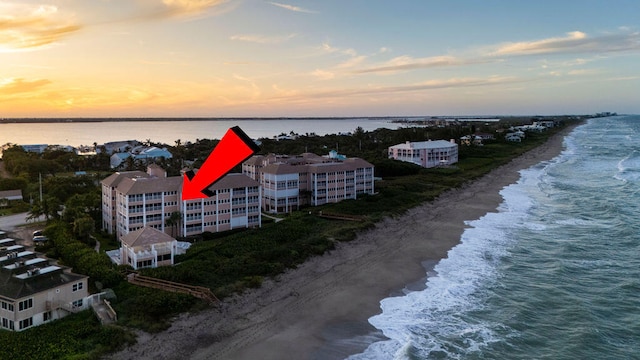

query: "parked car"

left=33, top=235, right=48, bottom=244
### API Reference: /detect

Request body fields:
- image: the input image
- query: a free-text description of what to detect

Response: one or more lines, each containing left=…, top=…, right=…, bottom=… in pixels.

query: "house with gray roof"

left=0, top=240, right=88, bottom=331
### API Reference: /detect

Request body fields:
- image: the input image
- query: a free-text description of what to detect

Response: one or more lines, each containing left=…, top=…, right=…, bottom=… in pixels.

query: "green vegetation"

left=0, top=116, right=584, bottom=358
left=0, top=311, right=135, bottom=360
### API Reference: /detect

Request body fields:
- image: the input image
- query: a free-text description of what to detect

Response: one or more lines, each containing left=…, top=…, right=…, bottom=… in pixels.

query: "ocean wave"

left=349, top=166, right=546, bottom=360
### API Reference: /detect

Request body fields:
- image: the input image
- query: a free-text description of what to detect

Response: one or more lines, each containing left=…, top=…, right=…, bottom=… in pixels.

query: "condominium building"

left=101, top=166, right=261, bottom=241
left=243, top=152, right=375, bottom=214
left=181, top=173, right=261, bottom=237
left=101, top=170, right=150, bottom=235
left=0, top=240, right=88, bottom=332
left=388, top=140, right=459, bottom=168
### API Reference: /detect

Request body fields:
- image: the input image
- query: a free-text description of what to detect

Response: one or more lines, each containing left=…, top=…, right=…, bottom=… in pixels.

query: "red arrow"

left=182, top=126, right=260, bottom=201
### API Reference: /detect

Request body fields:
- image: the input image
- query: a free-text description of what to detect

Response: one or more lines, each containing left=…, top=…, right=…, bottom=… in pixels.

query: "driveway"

left=0, top=212, right=45, bottom=244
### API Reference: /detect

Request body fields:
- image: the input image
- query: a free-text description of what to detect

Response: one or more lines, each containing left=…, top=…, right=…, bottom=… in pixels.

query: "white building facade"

left=388, top=140, right=459, bottom=168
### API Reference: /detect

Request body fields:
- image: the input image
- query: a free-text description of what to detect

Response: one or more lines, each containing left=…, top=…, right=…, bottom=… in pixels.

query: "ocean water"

left=349, top=115, right=640, bottom=359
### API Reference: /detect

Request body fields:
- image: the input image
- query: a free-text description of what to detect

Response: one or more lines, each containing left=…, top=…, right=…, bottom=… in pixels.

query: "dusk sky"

left=1, top=0, right=639, bottom=117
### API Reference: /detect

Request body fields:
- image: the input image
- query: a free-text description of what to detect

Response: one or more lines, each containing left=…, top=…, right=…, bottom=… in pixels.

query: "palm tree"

left=27, top=202, right=44, bottom=223
left=165, top=211, right=182, bottom=238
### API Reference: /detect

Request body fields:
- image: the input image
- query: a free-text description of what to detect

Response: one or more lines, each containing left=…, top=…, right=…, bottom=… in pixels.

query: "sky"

left=0, top=0, right=639, bottom=118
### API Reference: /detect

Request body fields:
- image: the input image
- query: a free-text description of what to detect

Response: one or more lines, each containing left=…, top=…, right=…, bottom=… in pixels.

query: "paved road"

left=0, top=212, right=44, bottom=231
left=0, top=213, right=45, bottom=244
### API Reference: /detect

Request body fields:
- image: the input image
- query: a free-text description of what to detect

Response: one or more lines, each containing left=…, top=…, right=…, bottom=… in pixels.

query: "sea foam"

left=348, top=165, right=548, bottom=359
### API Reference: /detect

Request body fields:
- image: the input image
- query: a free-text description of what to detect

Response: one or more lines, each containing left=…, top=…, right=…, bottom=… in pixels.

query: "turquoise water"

left=350, top=116, right=640, bottom=359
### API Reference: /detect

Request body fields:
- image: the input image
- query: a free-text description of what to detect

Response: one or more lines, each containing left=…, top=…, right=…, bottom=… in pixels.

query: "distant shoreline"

left=0, top=114, right=603, bottom=124
left=1, top=117, right=403, bottom=124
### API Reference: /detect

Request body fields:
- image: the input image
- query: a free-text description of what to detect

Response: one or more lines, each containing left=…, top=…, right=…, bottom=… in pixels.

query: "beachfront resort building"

left=0, top=239, right=89, bottom=332
left=242, top=152, right=375, bottom=214
left=101, top=166, right=261, bottom=241
left=388, top=140, right=459, bottom=168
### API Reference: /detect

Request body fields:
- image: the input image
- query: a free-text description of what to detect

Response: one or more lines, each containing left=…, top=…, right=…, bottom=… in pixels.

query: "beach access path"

left=107, top=124, right=579, bottom=360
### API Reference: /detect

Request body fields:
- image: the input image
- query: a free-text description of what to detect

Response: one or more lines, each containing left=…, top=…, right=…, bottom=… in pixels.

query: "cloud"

left=267, top=2, right=316, bottom=13
left=121, top=0, right=231, bottom=22
left=160, top=0, right=228, bottom=18
left=492, top=30, right=640, bottom=56
left=0, top=77, right=51, bottom=96
left=272, top=76, right=526, bottom=101
left=353, top=55, right=481, bottom=74
left=230, top=33, right=297, bottom=44
left=0, top=3, right=81, bottom=51
left=311, top=69, right=334, bottom=80
left=345, top=30, right=640, bottom=76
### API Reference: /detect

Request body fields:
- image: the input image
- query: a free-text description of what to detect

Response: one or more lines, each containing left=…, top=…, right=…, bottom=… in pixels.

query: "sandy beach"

left=106, top=124, right=579, bottom=360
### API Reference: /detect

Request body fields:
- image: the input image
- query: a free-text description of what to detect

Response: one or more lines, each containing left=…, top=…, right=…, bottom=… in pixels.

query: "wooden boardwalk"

left=127, top=273, right=220, bottom=304
left=317, top=211, right=366, bottom=222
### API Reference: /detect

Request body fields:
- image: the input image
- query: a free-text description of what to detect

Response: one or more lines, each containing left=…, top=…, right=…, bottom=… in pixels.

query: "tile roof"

left=207, top=173, right=259, bottom=190
left=121, top=226, right=176, bottom=248
left=117, top=176, right=182, bottom=195
left=101, top=171, right=149, bottom=187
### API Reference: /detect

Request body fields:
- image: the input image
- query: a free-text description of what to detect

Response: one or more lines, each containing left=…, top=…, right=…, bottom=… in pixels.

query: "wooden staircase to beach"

left=127, top=273, right=220, bottom=304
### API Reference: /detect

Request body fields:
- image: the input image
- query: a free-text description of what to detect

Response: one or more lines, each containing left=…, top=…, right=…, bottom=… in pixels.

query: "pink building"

left=388, top=140, right=458, bottom=168
left=101, top=167, right=261, bottom=241
left=180, top=173, right=261, bottom=237
left=243, top=153, right=375, bottom=214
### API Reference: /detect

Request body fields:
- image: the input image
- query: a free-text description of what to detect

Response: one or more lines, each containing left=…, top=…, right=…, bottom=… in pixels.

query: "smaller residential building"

left=0, top=190, right=23, bottom=207
left=388, top=140, right=459, bottom=168
left=21, top=144, right=48, bottom=154
left=0, top=241, right=88, bottom=332
left=120, top=227, right=177, bottom=270
left=110, top=146, right=173, bottom=168
left=505, top=133, right=523, bottom=142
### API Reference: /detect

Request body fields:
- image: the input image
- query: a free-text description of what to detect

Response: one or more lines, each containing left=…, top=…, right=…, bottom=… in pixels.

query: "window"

left=146, top=214, right=162, bottom=222
left=136, top=260, right=153, bottom=268
left=1, top=301, right=14, bottom=311
left=157, top=253, right=172, bottom=262
left=72, top=299, right=83, bottom=309
left=18, top=298, right=33, bottom=312
left=232, top=208, right=246, bottom=215
left=185, top=224, right=202, bottom=233
left=72, top=282, right=83, bottom=292
left=43, top=311, right=52, bottom=322
left=186, top=202, right=201, bottom=210
left=19, top=317, right=33, bottom=330
left=2, top=318, right=14, bottom=330
left=186, top=213, right=202, bottom=221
